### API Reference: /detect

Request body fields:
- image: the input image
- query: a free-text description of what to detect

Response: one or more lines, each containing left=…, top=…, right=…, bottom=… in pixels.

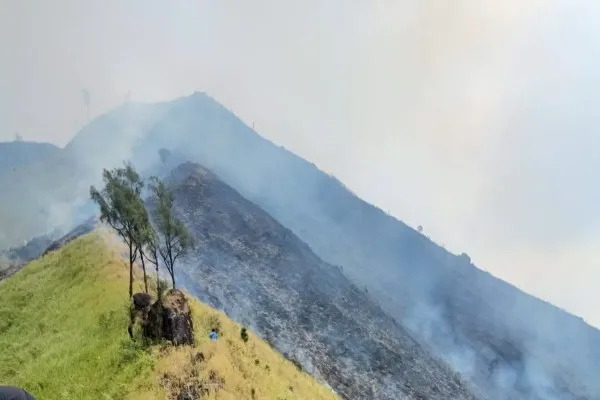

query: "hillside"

left=0, top=103, right=164, bottom=250
left=2, top=92, right=599, bottom=398
left=158, top=162, right=479, bottom=400
left=0, top=142, right=89, bottom=250
left=0, top=141, right=60, bottom=171
left=0, top=231, right=340, bottom=400
left=0, top=140, right=71, bottom=249
left=132, top=93, right=600, bottom=399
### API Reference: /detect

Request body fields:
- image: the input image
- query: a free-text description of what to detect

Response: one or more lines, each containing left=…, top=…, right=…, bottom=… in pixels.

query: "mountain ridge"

left=0, top=140, right=60, bottom=171
left=161, top=160, right=480, bottom=400
left=0, top=229, right=341, bottom=400
left=146, top=93, right=598, bottom=399
left=2, top=161, right=481, bottom=399
left=1, top=92, right=598, bottom=399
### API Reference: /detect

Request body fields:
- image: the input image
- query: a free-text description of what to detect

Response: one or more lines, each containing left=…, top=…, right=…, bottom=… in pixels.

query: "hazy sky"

left=2, top=1, right=600, bottom=326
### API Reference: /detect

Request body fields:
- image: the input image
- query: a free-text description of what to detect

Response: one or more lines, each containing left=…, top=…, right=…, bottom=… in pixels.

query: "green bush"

left=241, top=326, right=249, bottom=343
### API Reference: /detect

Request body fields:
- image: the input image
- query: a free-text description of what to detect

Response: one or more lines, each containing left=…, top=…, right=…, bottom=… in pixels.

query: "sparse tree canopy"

left=90, top=162, right=148, bottom=299
left=149, top=176, right=194, bottom=289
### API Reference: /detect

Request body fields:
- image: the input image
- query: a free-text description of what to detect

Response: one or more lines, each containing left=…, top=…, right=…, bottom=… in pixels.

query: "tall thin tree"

left=118, top=162, right=151, bottom=294
left=134, top=217, right=150, bottom=294
left=90, top=163, right=147, bottom=299
left=141, top=225, right=162, bottom=301
left=149, top=176, right=194, bottom=289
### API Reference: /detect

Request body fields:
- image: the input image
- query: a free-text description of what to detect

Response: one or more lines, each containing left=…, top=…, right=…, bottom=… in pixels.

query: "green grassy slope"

left=0, top=232, right=339, bottom=400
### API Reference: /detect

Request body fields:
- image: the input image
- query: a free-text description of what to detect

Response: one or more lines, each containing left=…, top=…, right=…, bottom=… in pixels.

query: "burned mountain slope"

left=132, top=93, right=598, bottom=399
left=163, top=162, right=480, bottom=400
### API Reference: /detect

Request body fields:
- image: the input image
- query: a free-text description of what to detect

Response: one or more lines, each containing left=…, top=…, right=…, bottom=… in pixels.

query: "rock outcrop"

left=133, top=292, right=153, bottom=310
left=141, top=289, right=194, bottom=346
left=161, top=289, right=194, bottom=346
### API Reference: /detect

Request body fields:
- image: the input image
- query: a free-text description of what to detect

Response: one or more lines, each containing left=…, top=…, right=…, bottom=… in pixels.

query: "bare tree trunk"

left=128, top=246, right=135, bottom=340
left=138, top=247, right=148, bottom=294
left=128, top=242, right=134, bottom=299
left=156, top=258, right=162, bottom=302
left=168, top=251, right=175, bottom=289
left=154, top=252, right=164, bottom=339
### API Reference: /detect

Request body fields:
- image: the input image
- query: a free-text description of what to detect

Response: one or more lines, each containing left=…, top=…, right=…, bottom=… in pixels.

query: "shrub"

left=241, top=327, right=249, bottom=343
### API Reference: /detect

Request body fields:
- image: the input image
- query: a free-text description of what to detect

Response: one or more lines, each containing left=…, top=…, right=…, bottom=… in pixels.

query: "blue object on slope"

left=0, top=386, right=36, bottom=400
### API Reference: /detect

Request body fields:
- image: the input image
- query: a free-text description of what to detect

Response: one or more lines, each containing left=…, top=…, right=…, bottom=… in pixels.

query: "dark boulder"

left=162, top=289, right=194, bottom=346
left=143, top=289, right=194, bottom=346
left=133, top=292, right=153, bottom=311
left=144, top=300, right=164, bottom=341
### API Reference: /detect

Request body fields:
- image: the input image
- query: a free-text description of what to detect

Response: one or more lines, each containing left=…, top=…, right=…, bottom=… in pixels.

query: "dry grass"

left=132, top=299, right=338, bottom=400
left=0, top=231, right=339, bottom=400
